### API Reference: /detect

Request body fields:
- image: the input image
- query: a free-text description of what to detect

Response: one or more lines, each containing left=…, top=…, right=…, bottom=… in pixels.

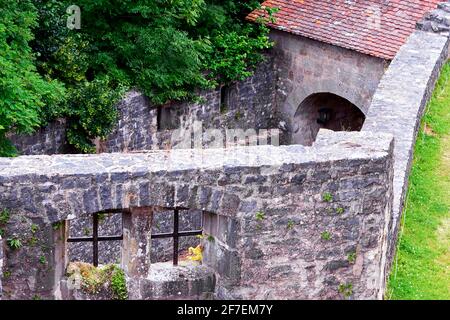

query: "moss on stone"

left=66, top=262, right=128, bottom=300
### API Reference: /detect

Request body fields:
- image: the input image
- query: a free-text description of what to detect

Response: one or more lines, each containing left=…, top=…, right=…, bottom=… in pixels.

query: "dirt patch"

left=424, top=123, right=437, bottom=137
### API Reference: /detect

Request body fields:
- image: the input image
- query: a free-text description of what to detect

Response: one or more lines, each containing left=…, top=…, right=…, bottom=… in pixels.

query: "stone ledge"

left=363, top=12, right=450, bottom=265
left=0, top=132, right=393, bottom=180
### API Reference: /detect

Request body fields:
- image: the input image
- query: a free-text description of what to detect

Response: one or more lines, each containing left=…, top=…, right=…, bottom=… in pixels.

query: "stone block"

left=140, top=262, right=215, bottom=300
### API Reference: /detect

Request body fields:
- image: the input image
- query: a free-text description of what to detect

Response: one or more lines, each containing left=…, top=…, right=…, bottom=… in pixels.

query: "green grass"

left=388, top=62, right=450, bottom=300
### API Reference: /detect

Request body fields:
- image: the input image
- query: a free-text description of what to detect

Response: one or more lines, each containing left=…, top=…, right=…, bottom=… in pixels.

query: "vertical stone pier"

left=121, top=207, right=153, bottom=299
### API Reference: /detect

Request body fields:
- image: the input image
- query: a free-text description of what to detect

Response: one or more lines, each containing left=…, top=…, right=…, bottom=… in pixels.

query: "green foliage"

left=39, top=255, right=47, bottom=265
left=0, top=0, right=65, bottom=157
left=388, top=63, right=450, bottom=300
left=52, top=221, right=64, bottom=230
left=322, top=192, right=333, bottom=203
left=1, top=0, right=273, bottom=154
left=29, top=236, right=39, bottom=246
left=7, top=237, right=23, bottom=250
left=338, top=283, right=353, bottom=299
left=287, top=220, right=295, bottom=230
left=321, top=231, right=331, bottom=241
left=110, top=266, right=128, bottom=300
left=336, top=207, right=345, bottom=215
left=347, top=252, right=357, bottom=264
left=0, top=209, right=10, bottom=225
left=97, top=213, right=107, bottom=224
left=255, top=211, right=265, bottom=221
left=65, top=78, right=125, bottom=153
left=83, top=227, right=91, bottom=236
left=31, top=224, right=39, bottom=234
left=67, top=262, right=128, bottom=299
left=205, top=26, right=272, bottom=84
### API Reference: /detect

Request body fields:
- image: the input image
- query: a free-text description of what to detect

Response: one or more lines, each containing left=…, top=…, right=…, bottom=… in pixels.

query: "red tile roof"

left=247, top=0, right=441, bottom=60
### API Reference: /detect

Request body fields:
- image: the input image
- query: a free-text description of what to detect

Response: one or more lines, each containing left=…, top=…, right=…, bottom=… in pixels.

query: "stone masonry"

left=270, top=30, right=388, bottom=145
left=11, top=57, right=280, bottom=155
left=9, top=58, right=281, bottom=266
left=0, top=131, right=393, bottom=300
left=1, top=0, right=449, bottom=301
left=0, top=236, right=3, bottom=298
left=363, top=5, right=450, bottom=262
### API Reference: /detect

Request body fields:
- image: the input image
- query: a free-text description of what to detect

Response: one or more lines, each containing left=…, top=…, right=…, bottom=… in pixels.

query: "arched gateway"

left=292, top=93, right=366, bottom=146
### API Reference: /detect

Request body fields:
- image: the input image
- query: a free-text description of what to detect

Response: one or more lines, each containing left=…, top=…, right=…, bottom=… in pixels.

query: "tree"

left=0, top=0, right=64, bottom=156
left=1, top=0, right=274, bottom=155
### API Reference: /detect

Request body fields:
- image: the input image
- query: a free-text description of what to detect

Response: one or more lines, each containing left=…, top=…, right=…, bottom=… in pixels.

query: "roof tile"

left=247, top=0, right=441, bottom=59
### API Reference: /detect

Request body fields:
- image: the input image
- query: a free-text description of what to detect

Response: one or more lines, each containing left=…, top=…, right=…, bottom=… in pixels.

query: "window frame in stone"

left=67, top=209, right=126, bottom=267
left=151, top=207, right=203, bottom=266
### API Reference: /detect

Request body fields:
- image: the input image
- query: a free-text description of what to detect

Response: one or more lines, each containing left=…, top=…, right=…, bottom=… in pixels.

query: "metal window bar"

left=67, top=209, right=125, bottom=267
left=151, top=208, right=203, bottom=266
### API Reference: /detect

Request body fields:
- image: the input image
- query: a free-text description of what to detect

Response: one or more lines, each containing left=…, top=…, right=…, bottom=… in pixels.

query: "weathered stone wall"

left=363, top=8, right=450, bottom=263
left=0, top=131, right=394, bottom=299
left=208, top=131, right=394, bottom=300
left=10, top=30, right=389, bottom=153
left=2, top=2, right=448, bottom=301
left=270, top=30, right=388, bottom=145
left=102, top=57, right=281, bottom=152
left=9, top=56, right=281, bottom=266
left=9, top=119, right=69, bottom=156
left=0, top=236, right=3, bottom=299
left=11, top=57, right=280, bottom=156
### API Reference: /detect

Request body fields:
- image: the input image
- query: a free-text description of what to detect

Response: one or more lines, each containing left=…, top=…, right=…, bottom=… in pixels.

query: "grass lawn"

left=388, top=62, right=450, bottom=300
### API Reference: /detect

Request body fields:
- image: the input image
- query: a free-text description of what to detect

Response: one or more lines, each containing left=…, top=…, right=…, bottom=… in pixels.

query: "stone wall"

left=10, top=30, right=389, bottom=153
left=0, top=236, right=3, bottom=299
left=9, top=119, right=69, bottom=156
left=11, top=57, right=281, bottom=156
left=103, top=57, right=281, bottom=151
left=363, top=7, right=450, bottom=262
left=270, top=30, right=388, bottom=145
left=9, top=56, right=281, bottom=266
left=0, top=131, right=394, bottom=299
left=2, top=1, right=448, bottom=301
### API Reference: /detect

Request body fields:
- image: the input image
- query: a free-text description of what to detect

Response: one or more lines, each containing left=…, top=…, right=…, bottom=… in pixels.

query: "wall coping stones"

left=363, top=3, right=450, bottom=262
left=0, top=132, right=393, bottom=181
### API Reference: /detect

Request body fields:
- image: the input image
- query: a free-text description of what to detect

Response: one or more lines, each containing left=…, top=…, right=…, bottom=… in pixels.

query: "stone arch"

left=291, top=92, right=366, bottom=146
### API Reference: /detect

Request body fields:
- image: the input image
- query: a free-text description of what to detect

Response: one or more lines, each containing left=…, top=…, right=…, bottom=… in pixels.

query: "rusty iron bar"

left=67, top=212, right=124, bottom=267
left=151, top=208, right=203, bottom=266
left=93, top=213, right=99, bottom=266
left=173, top=209, right=179, bottom=266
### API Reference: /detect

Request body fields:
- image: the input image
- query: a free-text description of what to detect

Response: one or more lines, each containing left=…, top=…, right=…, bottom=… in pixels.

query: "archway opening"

left=292, top=93, right=365, bottom=146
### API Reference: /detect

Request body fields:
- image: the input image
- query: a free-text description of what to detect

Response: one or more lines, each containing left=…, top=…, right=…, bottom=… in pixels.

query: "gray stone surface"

left=9, top=119, right=69, bottom=156
left=11, top=57, right=280, bottom=155
left=2, top=1, right=448, bottom=301
left=0, top=131, right=394, bottom=299
left=270, top=30, right=388, bottom=145
left=67, top=212, right=123, bottom=265
left=363, top=14, right=450, bottom=262
left=0, top=236, right=3, bottom=299
left=139, top=262, right=215, bottom=300
left=417, top=2, right=450, bottom=34
left=9, top=58, right=280, bottom=268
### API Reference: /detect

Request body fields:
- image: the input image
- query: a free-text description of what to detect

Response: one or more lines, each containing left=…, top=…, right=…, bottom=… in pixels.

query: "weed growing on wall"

left=66, top=262, right=128, bottom=300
